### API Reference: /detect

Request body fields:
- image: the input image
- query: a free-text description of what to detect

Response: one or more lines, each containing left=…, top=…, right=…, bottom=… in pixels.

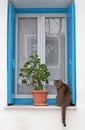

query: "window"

left=7, top=2, right=76, bottom=105
left=16, top=14, right=66, bottom=98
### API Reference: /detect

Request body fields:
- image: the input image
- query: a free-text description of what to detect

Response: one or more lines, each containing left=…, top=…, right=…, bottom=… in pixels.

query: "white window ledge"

left=5, top=105, right=76, bottom=110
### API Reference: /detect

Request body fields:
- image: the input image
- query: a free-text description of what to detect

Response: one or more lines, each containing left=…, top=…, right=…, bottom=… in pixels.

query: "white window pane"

left=46, top=18, right=60, bottom=35
left=45, top=17, right=66, bottom=95
left=46, top=36, right=59, bottom=66
left=17, top=18, right=37, bottom=95
left=26, top=35, right=37, bottom=60
left=16, top=16, right=66, bottom=96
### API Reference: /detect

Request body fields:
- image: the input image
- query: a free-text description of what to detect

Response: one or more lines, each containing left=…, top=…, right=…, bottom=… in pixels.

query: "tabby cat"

left=54, top=79, right=72, bottom=127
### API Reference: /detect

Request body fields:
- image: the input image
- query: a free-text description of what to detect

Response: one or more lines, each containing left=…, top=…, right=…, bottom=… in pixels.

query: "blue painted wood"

left=47, top=99, right=57, bottom=105
left=14, top=98, right=56, bottom=105
left=67, top=2, right=76, bottom=105
left=15, top=99, right=34, bottom=105
left=7, top=2, right=16, bottom=105
left=71, top=2, right=76, bottom=105
left=16, top=8, right=67, bottom=13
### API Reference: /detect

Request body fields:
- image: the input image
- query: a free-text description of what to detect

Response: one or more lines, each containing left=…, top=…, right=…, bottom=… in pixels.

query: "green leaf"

left=22, top=79, right=27, bottom=84
left=19, top=73, right=23, bottom=77
left=46, top=79, right=49, bottom=84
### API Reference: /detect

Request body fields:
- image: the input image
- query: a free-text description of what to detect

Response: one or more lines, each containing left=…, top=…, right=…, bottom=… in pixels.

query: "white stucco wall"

left=0, top=0, right=85, bottom=130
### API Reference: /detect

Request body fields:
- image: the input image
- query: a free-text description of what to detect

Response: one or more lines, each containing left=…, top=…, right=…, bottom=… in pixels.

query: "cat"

left=54, top=79, right=72, bottom=127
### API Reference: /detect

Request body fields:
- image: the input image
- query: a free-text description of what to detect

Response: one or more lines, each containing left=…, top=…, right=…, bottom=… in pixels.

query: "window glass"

left=45, top=17, right=66, bottom=94
left=16, top=16, right=66, bottom=96
left=17, top=18, right=37, bottom=95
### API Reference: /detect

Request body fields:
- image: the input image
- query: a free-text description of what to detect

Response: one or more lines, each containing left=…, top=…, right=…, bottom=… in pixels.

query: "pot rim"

left=32, top=90, right=48, bottom=93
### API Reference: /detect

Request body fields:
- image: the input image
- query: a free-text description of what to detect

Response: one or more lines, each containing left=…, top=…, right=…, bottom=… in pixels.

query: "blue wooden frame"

left=14, top=99, right=57, bottom=105
left=71, top=2, right=76, bottom=105
left=8, top=2, right=76, bottom=105
left=67, top=2, right=76, bottom=105
left=16, top=8, right=67, bottom=14
left=7, top=2, right=16, bottom=105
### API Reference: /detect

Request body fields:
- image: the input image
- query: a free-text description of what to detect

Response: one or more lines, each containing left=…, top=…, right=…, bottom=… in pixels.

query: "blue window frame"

left=7, top=2, right=76, bottom=105
left=7, top=2, right=16, bottom=105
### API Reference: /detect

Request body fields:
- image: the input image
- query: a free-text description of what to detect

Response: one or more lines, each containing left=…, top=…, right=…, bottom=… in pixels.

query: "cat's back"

left=57, top=83, right=71, bottom=105
left=62, top=83, right=71, bottom=96
left=62, top=83, right=71, bottom=105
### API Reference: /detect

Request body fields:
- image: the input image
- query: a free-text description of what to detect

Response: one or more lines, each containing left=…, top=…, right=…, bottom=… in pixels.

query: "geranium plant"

left=19, top=55, right=51, bottom=90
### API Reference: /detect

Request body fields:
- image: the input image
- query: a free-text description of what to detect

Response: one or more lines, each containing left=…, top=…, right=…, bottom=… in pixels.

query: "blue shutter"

left=67, top=2, right=76, bottom=105
left=7, top=2, right=16, bottom=105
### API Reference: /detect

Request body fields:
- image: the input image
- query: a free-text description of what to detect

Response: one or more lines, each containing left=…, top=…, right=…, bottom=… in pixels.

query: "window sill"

left=5, top=105, right=76, bottom=110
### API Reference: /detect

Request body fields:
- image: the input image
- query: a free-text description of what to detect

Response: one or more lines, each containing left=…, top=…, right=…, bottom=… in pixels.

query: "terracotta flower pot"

left=32, top=90, right=48, bottom=106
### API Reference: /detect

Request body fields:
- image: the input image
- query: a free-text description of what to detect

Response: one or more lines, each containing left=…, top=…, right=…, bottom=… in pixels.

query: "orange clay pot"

left=32, top=90, right=48, bottom=106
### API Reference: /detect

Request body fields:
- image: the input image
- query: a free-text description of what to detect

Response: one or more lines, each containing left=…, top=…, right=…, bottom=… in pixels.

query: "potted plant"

left=19, top=55, right=51, bottom=106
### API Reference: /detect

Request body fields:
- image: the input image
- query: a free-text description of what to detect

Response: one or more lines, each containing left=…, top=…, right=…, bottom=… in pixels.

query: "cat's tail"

left=61, top=105, right=66, bottom=127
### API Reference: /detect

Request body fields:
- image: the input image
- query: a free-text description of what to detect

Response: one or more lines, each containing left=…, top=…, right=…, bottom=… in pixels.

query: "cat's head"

left=54, top=79, right=63, bottom=89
